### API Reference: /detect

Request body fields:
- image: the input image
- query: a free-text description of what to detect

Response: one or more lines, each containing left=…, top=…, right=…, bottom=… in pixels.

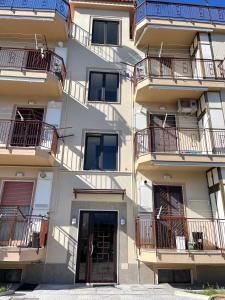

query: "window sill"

left=87, top=100, right=120, bottom=104
left=91, top=43, right=122, bottom=48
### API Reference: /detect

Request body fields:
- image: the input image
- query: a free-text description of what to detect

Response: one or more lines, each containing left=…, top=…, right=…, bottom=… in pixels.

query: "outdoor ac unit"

left=177, top=99, right=198, bottom=114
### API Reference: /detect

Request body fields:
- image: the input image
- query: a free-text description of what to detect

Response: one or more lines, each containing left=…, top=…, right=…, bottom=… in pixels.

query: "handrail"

left=136, top=215, right=225, bottom=251
left=0, top=212, right=49, bottom=248
left=0, top=47, right=66, bottom=86
left=135, top=0, right=225, bottom=25
left=134, top=56, right=225, bottom=85
left=0, top=119, right=58, bottom=155
left=135, top=126, right=225, bottom=158
left=0, top=0, right=70, bottom=21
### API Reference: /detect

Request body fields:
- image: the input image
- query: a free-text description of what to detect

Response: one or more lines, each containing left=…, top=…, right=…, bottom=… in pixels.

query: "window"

left=88, top=72, right=119, bottom=102
left=92, top=20, right=119, bottom=45
left=84, top=134, right=118, bottom=171
left=158, top=269, right=191, bottom=284
left=1, top=181, right=34, bottom=214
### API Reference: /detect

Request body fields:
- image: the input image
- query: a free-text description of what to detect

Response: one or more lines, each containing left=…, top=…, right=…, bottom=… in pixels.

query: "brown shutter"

left=1, top=181, right=34, bottom=206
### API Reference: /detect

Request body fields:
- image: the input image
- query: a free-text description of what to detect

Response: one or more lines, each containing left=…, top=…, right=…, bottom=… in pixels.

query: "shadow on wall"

left=64, top=24, right=142, bottom=106
left=53, top=226, right=78, bottom=277
left=57, top=99, right=132, bottom=171
left=71, top=23, right=142, bottom=65
left=48, top=173, right=134, bottom=284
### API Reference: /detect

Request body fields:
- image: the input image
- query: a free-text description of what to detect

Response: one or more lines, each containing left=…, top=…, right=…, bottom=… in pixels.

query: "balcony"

left=136, top=214, right=225, bottom=264
left=0, top=48, right=66, bottom=98
left=0, top=120, right=58, bottom=166
left=0, top=0, right=70, bottom=42
left=0, top=206, right=48, bottom=262
left=134, top=57, right=225, bottom=103
left=135, top=127, right=225, bottom=170
left=135, top=0, right=225, bottom=48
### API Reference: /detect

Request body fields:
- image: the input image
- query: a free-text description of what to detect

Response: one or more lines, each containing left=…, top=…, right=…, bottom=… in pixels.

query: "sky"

left=150, top=0, right=225, bottom=7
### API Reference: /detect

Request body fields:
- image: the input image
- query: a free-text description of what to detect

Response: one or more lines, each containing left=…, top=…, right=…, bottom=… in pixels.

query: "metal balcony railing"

left=0, top=48, right=66, bottom=86
left=136, top=214, right=225, bottom=252
left=135, top=127, right=225, bottom=159
left=0, top=120, right=58, bottom=155
left=135, top=0, right=225, bottom=25
left=0, top=206, right=49, bottom=248
left=0, top=0, right=70, bottom=21
left=134, top=57, right=225, bottom=85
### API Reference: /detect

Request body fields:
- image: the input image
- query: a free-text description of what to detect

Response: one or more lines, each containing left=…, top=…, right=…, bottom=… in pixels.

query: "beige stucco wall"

left=136, top=170, right=211, bottom=219
left=44, top=6, right=142, bottom=277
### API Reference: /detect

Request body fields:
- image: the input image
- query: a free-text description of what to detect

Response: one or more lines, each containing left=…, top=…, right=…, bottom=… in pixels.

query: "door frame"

left=76, top=209, right=119, bottom=284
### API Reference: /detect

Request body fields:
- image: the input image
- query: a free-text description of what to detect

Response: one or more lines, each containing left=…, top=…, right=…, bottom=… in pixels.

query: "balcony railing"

left=136, top=214, right=225, bottom=252
left=0, top=120, right=58, bottom=155
left=0, top=48, right=66, bottom=86
left=134, top=57, right=225, bottom=85
left=135, top=127, right=225, bottom=159
left=0, top=206, right=48, bottom=248
left=135, top=0, right=225, bottom=25
left=0, top=0, right=70, bottom=21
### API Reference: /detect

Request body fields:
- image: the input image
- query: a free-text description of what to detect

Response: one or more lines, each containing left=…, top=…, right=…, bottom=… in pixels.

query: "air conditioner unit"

left=177, top=99, right=198, bottom=114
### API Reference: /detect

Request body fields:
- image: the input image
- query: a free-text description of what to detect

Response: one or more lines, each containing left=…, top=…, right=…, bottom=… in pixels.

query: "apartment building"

left=0, top=0, right=138, bottom=285
left=134, top=0, right=225, bottom=285
left=1, top=0, right=225, bottom=287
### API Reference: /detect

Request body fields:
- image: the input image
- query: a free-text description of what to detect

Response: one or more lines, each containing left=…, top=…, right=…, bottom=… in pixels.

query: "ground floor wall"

left=139, top=262, right=225, bottom=285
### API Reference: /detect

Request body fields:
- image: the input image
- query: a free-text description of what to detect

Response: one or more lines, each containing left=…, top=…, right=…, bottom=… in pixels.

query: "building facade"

left=1, top=0, right=225, bottom=286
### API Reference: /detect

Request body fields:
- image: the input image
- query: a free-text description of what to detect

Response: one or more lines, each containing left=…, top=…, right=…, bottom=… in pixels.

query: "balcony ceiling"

left=0, top=15, right=68, bottom=42
left=135, top=23, right=208, bottom=49
left=135, top=78, right=225, bottom=103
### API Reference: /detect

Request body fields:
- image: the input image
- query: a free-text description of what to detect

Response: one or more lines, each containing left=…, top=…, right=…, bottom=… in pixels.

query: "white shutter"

left=207, top=92, right=221, bottom=109
left=54, top=47, right=68, bottom=65
left=32, top=172, right=53, bottom=216
left=216, top=190, right=225, bottom=219
left=135, top=108, right=147, bottom=130
left=139, top=181, right=153, bottom=212
left=210, top=194, right=218, bottom=219
left=209, top=109, right=225, bottom=129
left=45, top=101, right=63, bottom=128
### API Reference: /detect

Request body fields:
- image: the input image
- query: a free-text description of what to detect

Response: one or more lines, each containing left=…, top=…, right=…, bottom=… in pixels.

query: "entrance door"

left=76, top=211, right=117, bottom=283
left=150, top=114, right=177, bottom=153
left=11, top=107, right=44, bottom=147
left=154, top=185, right=186, bottom=249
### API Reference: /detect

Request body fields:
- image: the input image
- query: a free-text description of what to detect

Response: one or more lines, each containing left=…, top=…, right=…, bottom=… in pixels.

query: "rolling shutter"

left=1, top=181, right=34, bottom=206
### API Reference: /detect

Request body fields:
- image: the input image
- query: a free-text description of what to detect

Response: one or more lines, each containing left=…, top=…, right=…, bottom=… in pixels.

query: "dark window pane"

left=106, top=22, right=119, bottom=45
left=92, top=20, right=105, bottom=44
left=89, top=73, right=104, bottom=101
left=103, top=135, right=117, bottom=170
left=84, top=136, right=101, bottom=170
left=105, top=73, right=118, bottom=102
left=173, top=270, right=191, bottom=284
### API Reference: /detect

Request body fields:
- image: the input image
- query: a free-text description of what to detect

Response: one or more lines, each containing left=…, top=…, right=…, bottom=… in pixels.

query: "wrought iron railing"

left=0, top=206, right=49, bottom=248
left=0, top=0, right=70, bottom=21
left=134, top=57, right=224, bottom=85
left=135, top=0, right=225, bottom=24
left=136, top=214, right=225, bottom=252
left=0, top=48, right=66, bottom=86
left=0, top=120, right=58, bottom=155
left=135, top=127, right=225, bottom=158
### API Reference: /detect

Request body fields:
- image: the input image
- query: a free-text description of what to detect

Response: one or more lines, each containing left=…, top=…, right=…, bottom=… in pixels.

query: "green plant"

left=0, top=287, right=9, bottom=293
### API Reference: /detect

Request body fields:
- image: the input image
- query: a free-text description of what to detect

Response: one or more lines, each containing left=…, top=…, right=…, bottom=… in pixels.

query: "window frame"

left=88, top=71, right=120, bottom=103
left=91, top=19, right=121, bottom=46
left=83, top=133, right=119, bottom=171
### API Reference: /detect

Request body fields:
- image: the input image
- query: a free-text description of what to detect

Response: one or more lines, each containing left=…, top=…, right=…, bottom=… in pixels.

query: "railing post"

left=136, top=217, right=141, bottom=254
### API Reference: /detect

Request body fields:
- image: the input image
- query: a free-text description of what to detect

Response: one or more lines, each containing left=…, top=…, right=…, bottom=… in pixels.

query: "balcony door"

left=11, top=107, right=44, bottom=147
left=154, top=185, right=186, bottom=249
left=150, top=114, right=177, bottom=153
left=76, top=211, right=117, bottom=283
